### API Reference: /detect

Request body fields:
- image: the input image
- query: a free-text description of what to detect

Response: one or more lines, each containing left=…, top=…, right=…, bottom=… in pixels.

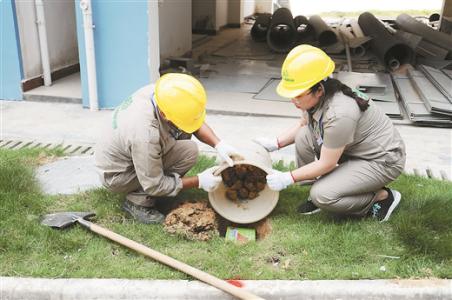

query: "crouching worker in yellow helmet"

left=254, top=45, right=406, bottom=222
left=95, top=73, right=241, bottom=224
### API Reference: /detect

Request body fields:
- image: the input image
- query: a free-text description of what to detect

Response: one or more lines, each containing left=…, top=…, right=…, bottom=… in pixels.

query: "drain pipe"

left=80, top=0, right=99, bottom=111
left=358, top=12, right=414, bottom=71
left=35, top=0, right=52, bottom=86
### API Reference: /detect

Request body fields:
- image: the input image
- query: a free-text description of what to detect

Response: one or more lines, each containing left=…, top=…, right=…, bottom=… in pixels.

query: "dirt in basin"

left=221, top=164, right=267, bottom=201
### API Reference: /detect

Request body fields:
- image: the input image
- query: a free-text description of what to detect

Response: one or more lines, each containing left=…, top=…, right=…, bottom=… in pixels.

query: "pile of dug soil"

left=163, top=201, right=218, bottom=241
left=221, top=164, right=267, bottom=201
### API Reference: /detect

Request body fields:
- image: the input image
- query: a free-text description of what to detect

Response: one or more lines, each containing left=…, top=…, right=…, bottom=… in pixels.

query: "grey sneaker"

left=297, top=197, right=321, bottom=215
left=368, top=188, right=401, bottom=222
left=122, top=200, right=165, bottom=224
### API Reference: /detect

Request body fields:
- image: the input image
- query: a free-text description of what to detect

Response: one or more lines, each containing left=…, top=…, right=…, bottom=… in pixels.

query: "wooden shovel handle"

left=80, top=219, right=265, bottom=300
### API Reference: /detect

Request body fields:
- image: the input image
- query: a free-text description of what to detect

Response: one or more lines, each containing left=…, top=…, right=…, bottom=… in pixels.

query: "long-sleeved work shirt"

left=95, top=84, right=185, bottom=196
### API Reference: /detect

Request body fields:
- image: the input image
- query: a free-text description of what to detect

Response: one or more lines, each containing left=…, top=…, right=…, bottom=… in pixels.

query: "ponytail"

left=339, top=83, right=370, bottom=112
left=310, top=78, right=369, bottom=112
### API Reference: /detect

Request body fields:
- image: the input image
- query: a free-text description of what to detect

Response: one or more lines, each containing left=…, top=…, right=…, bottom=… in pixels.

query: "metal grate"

left=0, top=139, right=94, bottom=156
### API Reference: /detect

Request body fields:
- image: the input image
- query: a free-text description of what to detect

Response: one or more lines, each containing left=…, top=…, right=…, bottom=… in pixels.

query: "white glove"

left=198, top=167, right=222, bottom=192
left=266, top=170, right=294, bottom=191
left=253, top=137, right=279, bottom=152
left=215, top=140, right=241, bottom=167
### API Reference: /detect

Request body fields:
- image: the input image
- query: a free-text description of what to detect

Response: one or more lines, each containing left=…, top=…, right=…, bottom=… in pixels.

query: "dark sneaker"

left=297, top=198, right=321, bottom=215
left=368, top=188, right=401, bottom=222
left=122, top=200, right=165, bottom=224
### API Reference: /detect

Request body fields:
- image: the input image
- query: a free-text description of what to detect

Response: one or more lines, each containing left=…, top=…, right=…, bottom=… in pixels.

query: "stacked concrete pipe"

left=251, top=13, right=272, bottom=42
left=267, top=7, right=297, bottom=53
left=358, top=12, right=414, bottom=70
left=293, top=15, right=316, bottom=43
left=309, top=15, right=338, bottom=46
left=396, top=13, right=452, bottom=59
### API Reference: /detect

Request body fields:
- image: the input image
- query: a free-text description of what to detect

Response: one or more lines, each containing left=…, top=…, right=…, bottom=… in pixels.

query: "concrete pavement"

left=2, top=277, right=451, bottom=300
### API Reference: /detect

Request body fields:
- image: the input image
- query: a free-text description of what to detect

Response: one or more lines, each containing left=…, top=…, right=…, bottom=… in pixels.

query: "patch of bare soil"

left=163, top=201, right=218, bottom=241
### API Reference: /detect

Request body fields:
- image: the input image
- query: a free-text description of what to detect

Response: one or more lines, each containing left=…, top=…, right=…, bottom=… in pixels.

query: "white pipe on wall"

left=148, top=0, right=161, bottom=83
left=35, top=0, right=52, bottom=86
left=80, top=0, right=99, bottom=111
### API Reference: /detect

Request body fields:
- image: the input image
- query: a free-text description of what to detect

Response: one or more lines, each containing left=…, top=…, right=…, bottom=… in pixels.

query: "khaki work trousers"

left=105, top=139, right=198, bottom=203
left=295, top=126, right=405, bottom=216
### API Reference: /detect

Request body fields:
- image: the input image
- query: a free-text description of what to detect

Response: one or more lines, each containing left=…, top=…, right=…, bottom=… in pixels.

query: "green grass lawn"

left=0, top=148, right=451, bottom=280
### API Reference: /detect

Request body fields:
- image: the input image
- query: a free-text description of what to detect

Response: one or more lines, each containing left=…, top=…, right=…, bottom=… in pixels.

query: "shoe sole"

left=380, top=190, right=401, bottom=222
left=299, top=208, right=321, bottom=215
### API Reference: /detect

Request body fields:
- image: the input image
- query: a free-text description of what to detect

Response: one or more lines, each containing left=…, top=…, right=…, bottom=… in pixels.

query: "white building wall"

left=255, top=0, right=273, bottom=13
left=241, top=0, right=255, bottom=20
left=240, top=0, right=272, bottom=19
left=159, top=0, right=192, bottom=59
left=442, top=0, right=452, bottom=18
left=15, top=0, right=78, bottom=80
left=192, top=0, right=216, bottom=31
left=44, top=0, right=78, bottom=70
left=228, top=0, right=241, bottom=24
left=216, top=0, right=228, bottom=30
left=15, top=1, right=42, bottom=79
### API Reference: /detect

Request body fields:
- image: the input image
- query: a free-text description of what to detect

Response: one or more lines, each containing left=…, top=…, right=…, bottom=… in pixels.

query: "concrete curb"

left=1, top=277, right=451, bottom=300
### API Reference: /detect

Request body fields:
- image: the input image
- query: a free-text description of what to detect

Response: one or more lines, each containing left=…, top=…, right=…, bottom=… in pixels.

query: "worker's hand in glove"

left=198, top=167, right=222, bottom=192
left=266, top=170, right=295, bottom=191
left=215, top=140, right=242, bottom=167
left=253, top=137, right=279, bottom=152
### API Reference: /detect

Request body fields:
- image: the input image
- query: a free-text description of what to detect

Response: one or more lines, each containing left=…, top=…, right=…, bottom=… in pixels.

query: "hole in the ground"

left=161, top=199, right=272, bottom=241
left=217, top=215, right=272, bottom=241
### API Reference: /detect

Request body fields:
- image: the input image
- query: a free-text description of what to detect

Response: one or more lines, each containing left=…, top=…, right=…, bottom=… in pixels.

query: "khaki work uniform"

left=295, top=92, right=406, bottom=216
left=95, top=84, right=198, bottom=201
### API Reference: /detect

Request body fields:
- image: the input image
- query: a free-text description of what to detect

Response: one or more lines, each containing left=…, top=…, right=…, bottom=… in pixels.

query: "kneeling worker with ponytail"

left=254, top=45, right=406, bottom=221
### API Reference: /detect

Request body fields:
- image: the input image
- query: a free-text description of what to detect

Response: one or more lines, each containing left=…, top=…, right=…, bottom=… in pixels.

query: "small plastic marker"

left=226, top=279, right=244, bottom=288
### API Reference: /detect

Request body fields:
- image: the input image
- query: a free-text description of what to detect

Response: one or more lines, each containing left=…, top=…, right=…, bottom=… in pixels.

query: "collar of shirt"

left=150, top=93, right=160, bottom=120
left=309, top=98, right=325, bottom=123
left=311, top=106, right=323, bottom=123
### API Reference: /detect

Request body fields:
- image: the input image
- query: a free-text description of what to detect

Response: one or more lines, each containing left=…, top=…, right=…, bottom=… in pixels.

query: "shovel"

left=41, top=212, right=265, bottom=300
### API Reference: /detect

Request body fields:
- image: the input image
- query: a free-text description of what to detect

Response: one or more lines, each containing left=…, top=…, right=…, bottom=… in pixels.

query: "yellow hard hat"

left=277, top=45, right=335, bottom=98
left=155, top=73, right=206, bottom=133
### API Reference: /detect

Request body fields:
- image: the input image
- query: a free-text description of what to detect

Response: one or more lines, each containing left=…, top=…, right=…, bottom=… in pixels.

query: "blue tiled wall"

left=75, top=1, right=149, bottom=109
left=1, top=0, right=23, bottom=100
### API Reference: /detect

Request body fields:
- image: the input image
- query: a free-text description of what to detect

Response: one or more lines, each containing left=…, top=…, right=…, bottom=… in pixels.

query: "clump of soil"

left=164, top=201, right=218, bottom=241
left=221, top=164, right=267, bottom=201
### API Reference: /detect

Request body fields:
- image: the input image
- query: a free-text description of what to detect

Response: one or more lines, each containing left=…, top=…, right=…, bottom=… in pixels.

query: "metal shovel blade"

left=41, top=212, right=95, bottom=229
